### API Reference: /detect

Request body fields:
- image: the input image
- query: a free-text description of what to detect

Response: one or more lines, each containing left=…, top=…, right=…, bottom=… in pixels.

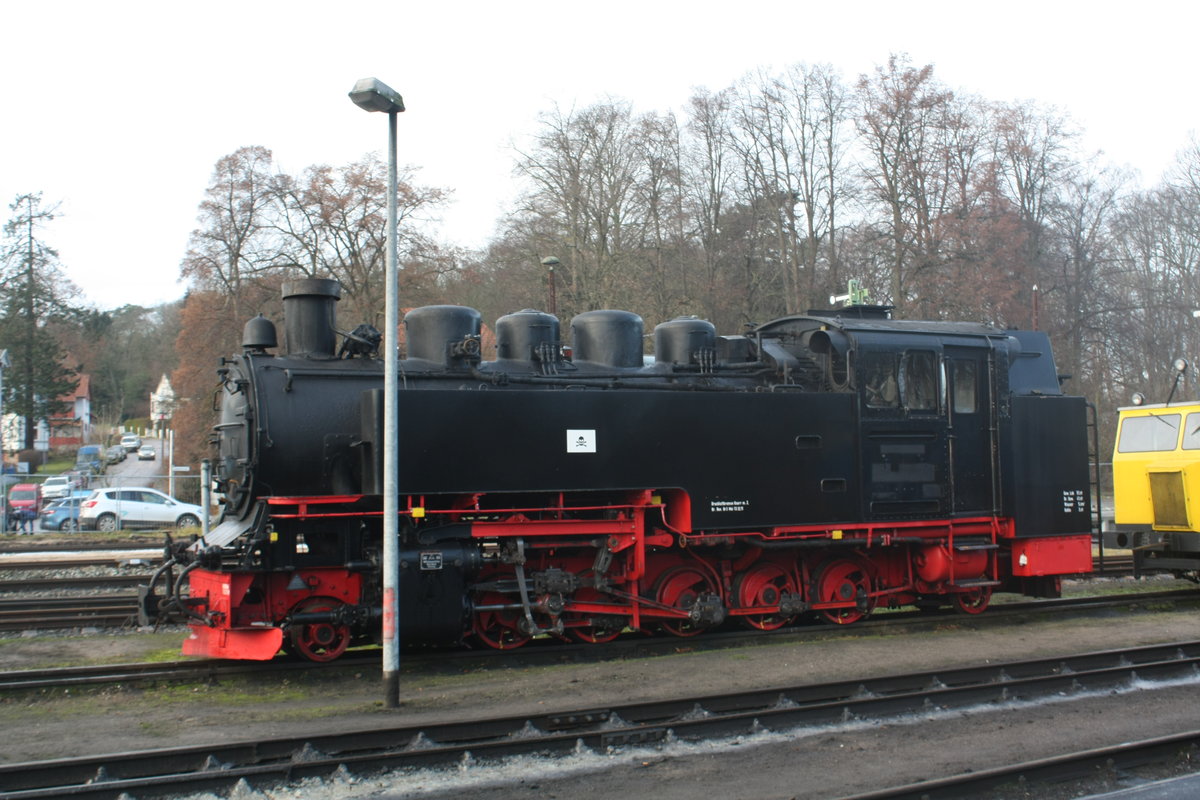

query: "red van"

left=8, top=483, right=42, bottom=513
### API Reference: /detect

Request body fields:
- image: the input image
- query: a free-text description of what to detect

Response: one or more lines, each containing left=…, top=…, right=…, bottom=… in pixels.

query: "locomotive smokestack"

left=281, top=278, right=341, bottom=358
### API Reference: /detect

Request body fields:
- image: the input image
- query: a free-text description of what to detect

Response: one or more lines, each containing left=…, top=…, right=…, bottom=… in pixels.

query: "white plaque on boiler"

left=566, top=429, right=597, bottom=453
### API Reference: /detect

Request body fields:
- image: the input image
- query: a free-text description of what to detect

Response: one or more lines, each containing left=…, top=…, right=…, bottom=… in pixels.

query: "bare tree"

left=273, top=154, right=450, bottom=327
left=513, top=101, right=654, bottom=316
left=682, top=88, right=739, bottom=326
left=855, top=54, right=955, bottom=310
left=992, top=101, right=1078, bottom=324
left=180, top=146, right=279, bottom=319
left=1044, top=165, right=1129, bottom=404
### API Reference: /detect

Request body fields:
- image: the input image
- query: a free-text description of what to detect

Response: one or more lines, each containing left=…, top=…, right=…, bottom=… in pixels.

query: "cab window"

left=861, top=352, right=899, bottom=408
left=1118, top=414, right=1181, bottom=452
left=902, top=351, right=938, bottom=412
left=950, top=359, right=977, bottom=414
left=1182, top=413, right=1200, bottom=450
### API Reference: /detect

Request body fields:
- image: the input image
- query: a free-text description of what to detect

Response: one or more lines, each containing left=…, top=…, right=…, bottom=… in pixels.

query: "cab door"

left=944, top=345, right=996, bottom=514
left=859, top=345, right=949, bottom=519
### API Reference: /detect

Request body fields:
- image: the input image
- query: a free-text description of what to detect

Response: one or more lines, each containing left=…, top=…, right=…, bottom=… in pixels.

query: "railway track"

left=0, top=594, right=139, bottom=632
left=0, top=540, right=163, bottom=554
left=0, top=575, right=147, bottom=593
left=1, top=587, right=1196, bottom=692
left=0, top=555, right=160, bottom=572
left=2, top=640, right=1198, bottom=800
left=842, top=731, right=1200, bottom=799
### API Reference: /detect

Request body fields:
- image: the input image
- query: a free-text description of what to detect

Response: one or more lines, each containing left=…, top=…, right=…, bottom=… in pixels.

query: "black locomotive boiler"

left=148, top=278, right=1094, bottom=661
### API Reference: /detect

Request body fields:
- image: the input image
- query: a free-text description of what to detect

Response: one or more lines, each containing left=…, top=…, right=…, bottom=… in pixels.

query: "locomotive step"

left=953, top=542, right=1000, bottom=551
left=950, top=578, right=1003, bottom=588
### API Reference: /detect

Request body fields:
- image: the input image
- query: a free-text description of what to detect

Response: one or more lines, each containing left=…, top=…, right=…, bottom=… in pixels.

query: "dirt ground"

left=3, top=602, right=1200, bottom=799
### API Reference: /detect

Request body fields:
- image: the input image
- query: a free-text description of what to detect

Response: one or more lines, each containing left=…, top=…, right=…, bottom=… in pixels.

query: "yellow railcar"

left=1110, top=401, right=1200, bottom=578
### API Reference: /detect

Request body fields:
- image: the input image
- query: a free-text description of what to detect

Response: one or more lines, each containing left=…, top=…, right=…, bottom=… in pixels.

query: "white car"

left=79, top=487, right=205, bottom=531
left=41, top=475, right=77, bottom=501
left=120, top=434, right=142, bottom=452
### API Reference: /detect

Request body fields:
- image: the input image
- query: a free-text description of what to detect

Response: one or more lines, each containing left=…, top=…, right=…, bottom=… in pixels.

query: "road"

left=104, top=437, right=167, bottom=486
left=27, top=438, right=193, bottom=532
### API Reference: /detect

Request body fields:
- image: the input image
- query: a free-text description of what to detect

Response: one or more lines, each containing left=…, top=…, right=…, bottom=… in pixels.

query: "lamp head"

left=349, top=78, right=405, bottom=113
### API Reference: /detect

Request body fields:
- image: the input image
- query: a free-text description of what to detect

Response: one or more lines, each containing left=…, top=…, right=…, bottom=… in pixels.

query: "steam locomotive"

left=145, top=278, right=1095, bottom=661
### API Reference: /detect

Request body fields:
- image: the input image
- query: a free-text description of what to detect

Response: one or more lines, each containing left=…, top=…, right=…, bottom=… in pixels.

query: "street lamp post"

left=349, top=77, right=405, bottom=709
left=541, top=256, right=560, bottom=317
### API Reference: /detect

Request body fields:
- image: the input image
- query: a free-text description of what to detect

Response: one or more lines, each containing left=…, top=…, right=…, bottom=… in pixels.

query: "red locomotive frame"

left=181, top=490, right=1091, bottom=660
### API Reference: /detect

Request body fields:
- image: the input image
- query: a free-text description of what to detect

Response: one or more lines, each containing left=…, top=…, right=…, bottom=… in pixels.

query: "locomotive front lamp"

left=350, top=76, right=404, bottom=709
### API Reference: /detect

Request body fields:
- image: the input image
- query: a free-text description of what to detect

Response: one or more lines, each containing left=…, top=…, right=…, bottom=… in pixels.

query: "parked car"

left=120, top=434, right=142, bottom=452
left=41, top=475, right=77, bottom=501
left=79, top=487, right=205, bottom=531
left=40, top=494, right=89, bottom=531
left=105, top=445, right=127, bottom=464
left=137, top=445, right=156, bottom=461
left=64, top=468, right=94, bottom=488
left=75, top=444, right=104, bottom=473
left=8, top=483, right=42, bottom=513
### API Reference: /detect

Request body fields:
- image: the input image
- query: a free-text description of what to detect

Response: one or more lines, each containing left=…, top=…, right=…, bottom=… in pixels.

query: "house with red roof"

left=46, top=373, right=92, bottom=448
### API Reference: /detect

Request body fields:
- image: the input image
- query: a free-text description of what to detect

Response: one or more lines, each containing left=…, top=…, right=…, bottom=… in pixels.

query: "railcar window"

left=1182, top=413, right=1200, bottom=450
left=1118, top=414, right=1181, bottom=452
left=902, top=351, right=938, bottom=412
left=951, top=360, right=977, bottom=413
left=862, top=353, right=899, bottom=408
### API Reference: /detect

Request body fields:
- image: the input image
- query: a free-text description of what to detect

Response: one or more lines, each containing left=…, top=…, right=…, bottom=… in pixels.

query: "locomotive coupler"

left=136, top=584, right=161, bottom=627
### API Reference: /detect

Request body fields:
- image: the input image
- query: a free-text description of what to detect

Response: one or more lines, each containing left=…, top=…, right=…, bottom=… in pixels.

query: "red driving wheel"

left=954, top=586, right=993, bottom=615
left=734, top=562, right=798, bottom=631
left=472, top=591, right=532, bottom=650
left=812, top=559, right=874, bottom=625
left=565, top=587, right=625, bottom=644
left=653, top=566, right=716, bottom=637
left=287, top=596, right=351, bottom=662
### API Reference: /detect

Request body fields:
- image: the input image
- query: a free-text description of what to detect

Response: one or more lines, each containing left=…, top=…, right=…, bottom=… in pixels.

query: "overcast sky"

left=2, top=1, right=1195, bottom=311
